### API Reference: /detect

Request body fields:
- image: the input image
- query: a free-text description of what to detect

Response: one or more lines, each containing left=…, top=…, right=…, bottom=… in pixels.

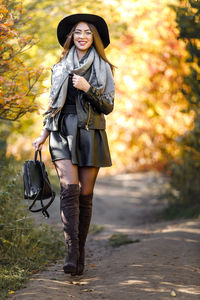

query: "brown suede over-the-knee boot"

left=76, top=193, right=93, bottom=275
left=60, top=184, right=80, bottom=274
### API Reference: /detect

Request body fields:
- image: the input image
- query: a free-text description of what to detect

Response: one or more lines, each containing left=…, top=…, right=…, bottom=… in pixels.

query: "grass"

left=0, top=156, right=65, bottom=299
left=161, top=202, right=200, bottom=220
left=108, top=233, right=140, bottom=247
left=89, top=223, right=105, bottom=234
left=48, top=167, right=60, bottom=194
left=158, top=184, right=200, bottom=220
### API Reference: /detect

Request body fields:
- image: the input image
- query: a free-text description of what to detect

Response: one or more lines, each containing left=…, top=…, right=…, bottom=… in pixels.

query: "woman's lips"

left=78, top=41, right=87, bottom=46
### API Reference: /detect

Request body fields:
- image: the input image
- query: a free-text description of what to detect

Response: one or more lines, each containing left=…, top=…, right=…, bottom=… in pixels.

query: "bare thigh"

left=78, top=167, right=100, bottom=195
left=54, top=159, right=79, bottom=188
left=54, top=159, right=99, bottom=194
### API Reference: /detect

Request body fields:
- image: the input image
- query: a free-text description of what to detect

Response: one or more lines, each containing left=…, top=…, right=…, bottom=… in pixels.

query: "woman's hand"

left=72, top=74, right=90, bottom=92
left=32, top=129, right=49, bottom=151
left=32, top=136, right=45, bottom=151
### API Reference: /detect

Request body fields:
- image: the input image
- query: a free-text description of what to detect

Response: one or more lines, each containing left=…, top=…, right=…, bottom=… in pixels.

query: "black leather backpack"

left=22, top=150, right=55, bottom=218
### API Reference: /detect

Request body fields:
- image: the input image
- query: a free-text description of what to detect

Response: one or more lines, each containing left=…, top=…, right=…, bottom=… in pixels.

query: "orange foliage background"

left=106, top=0, right=193, bottom=174
left=0, top=0, right=43, bottom=120
left=2, top=0, right=194, bottom=176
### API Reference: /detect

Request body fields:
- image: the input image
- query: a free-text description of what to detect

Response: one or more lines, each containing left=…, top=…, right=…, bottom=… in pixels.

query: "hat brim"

left=57, top=13, right=110, bottom=48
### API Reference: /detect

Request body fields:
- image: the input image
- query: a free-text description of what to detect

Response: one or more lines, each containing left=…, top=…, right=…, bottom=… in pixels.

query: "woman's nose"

left=79, top=32, right=86, bottom=38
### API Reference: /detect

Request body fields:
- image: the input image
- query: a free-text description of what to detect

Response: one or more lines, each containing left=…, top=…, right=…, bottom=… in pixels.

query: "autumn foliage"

left=168, top=0, right=200, bottom=207
left=0, top=0, right=43, bottom=121
left=106, top=0, right=193, bottom=173
left=1, top=0, right=195, bottom=177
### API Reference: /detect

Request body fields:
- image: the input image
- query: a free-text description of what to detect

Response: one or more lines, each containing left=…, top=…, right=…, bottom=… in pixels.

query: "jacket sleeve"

left=85, top=86, right=114, bottom=115
left=85, top=63, right=115, bottom=115
left=42, top=111, right=60, bottom=131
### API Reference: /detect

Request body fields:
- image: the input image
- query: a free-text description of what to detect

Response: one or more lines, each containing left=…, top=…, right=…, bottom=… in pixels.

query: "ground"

left=9, top=172, right=200, bottom=300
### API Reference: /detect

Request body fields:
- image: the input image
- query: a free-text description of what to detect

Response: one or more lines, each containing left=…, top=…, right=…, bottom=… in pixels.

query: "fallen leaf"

left=171, top=290, right=176, bottom=297
left=31, top=269, right=39, bottom=274
left=81, top=289, right=94, bottom=292
left=70, top=281, right=81, bottom=285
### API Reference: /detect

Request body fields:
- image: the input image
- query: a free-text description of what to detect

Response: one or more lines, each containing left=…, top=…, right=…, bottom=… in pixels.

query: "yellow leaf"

left=171, top=290, right=176, bottom=297
left=2, top=52, right=10, bottom=60
left=81, top=289, right=94, bottom=292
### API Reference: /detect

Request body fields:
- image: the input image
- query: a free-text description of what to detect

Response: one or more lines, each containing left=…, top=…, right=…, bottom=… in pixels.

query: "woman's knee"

left=79, top=167, right=100, bottom=195
left=80, top=185, right=94, bottom=195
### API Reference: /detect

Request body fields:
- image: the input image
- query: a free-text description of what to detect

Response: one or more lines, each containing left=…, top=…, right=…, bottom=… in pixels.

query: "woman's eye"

left=74, top=31, right=92, bottom=36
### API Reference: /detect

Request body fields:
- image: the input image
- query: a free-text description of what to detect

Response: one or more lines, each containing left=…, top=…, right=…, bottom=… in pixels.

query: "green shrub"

left=89, top=223, right=105, bottom=234
left=168, top=1, right=200, bottom=213
left=108, top=233, right=140, bottom=247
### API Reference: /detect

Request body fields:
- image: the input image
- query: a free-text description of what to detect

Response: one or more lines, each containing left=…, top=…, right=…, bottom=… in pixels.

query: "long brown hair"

left=58, top=22, right=115, bottom=73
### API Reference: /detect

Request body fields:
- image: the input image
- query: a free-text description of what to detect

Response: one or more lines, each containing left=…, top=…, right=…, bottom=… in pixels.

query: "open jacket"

left=43, top=64, right=115, bottom=132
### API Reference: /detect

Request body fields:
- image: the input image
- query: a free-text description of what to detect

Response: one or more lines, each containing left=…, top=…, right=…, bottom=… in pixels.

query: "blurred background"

left=0, top=0, right=200, bottom=207
left=1, top=1, right=200, bottom=297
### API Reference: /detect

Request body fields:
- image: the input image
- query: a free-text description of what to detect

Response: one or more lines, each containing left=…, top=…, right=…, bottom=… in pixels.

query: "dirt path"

left=9, top=172, right=200, bottom=300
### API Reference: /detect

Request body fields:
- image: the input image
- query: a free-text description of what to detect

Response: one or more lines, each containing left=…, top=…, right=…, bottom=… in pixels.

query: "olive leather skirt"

left=49, top=106, right=112, bottom=167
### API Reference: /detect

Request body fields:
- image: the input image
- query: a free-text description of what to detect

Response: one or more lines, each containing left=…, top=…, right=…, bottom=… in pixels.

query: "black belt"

left=61, top=105, right=77, bottom=114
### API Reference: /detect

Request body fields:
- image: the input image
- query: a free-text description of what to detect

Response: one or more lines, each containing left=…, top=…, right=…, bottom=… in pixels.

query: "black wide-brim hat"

left=57, top=13, right=110, bottom=48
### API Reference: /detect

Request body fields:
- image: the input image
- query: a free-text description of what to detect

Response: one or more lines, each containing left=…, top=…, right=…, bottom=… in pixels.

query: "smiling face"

left=73, top=22, right=93, bottom=58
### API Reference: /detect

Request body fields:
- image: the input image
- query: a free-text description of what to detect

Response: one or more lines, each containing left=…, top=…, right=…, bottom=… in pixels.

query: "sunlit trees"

left=0, top=0, right=43, bottom=121
left=2, top=0, right=195, bottom=176
left=105, top=0, right=193, bottom=173
left=169, top=0, right=200, bottom=208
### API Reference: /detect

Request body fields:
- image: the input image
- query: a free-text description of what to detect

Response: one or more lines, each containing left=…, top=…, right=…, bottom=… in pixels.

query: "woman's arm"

left=32, top=128, right=50, bottom=151
left=72, top=68, right=115, bottom=115
left=85, top=86, right=114, bottom=115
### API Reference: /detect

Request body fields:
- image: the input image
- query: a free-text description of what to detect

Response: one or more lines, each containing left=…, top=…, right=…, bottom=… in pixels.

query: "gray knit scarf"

left=45, top=45, right=115, bottom=117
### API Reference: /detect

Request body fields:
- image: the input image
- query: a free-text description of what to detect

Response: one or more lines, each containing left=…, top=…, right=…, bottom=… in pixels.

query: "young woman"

left=32, top=13, right=115, bottom=276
